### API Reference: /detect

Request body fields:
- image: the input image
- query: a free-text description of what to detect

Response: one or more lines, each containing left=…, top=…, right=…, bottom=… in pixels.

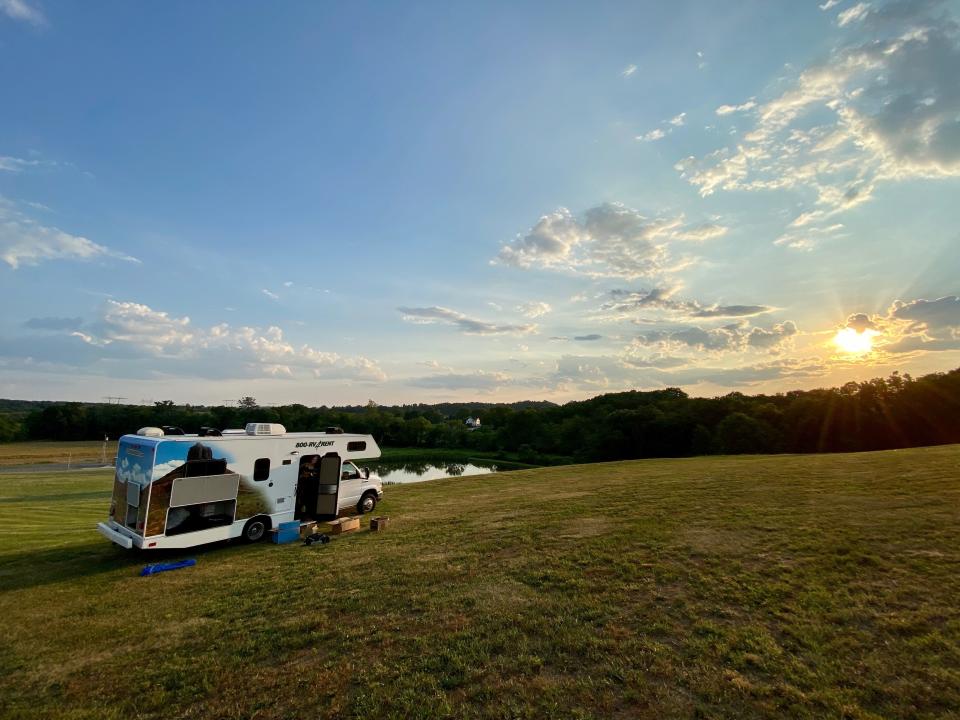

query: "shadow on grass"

left=0, top=538, right=243, bottom=593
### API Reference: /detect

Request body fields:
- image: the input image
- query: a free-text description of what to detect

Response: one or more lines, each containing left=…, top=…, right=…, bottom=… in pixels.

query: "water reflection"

left=367, top=459, right=504, bottom=485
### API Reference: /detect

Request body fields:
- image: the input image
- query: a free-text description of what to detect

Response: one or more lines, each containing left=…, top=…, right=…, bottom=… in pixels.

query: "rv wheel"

left=242, top=517, right=270, bottom=543
left=358, top=493, right=377, bottom=514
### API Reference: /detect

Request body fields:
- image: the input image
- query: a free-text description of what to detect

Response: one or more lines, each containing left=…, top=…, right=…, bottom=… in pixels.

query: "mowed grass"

left=0, top=440, right=118, bottom=466
left=1, top=447, right=959, bottom=719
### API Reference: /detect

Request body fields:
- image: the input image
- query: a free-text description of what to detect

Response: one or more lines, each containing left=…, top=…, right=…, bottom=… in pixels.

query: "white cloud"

left=597, top=287, right=774, bottom=321
left=669, top=112, right=687, bottom=127
left=0, top=216, right=139, bottom=269
left=0, top=300, right=388, bottom=382
left=633, top=319, right=798, bottom=355
left=820, top=0, right=844, bottom=10
left=0, top=155, right=41, bottom=171
left=621, top=64, right=637, bottom=77
left=398, top=306, right=537, bottom=335
left=837, top=2, right=871, bottom=25
left=637, top=128, right=666, bottom=142
left=0, top=0, right=45, bottom=26
left=715, top=100, right=757, bottom=115
left=516, top=301, right=552, bottom=318
left=496, top=203, right=726, bottom=280
left=677, top=2, right=960, bottom=249
left=408, top=370, right=524, bottom=392
left=262, top=289, right=279, bottom=301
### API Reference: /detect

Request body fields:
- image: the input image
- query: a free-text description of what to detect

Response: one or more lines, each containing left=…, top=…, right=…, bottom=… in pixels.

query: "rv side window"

left=253, top=458, right=270, bottom=481
left=347, top=441, right=366, bottom=452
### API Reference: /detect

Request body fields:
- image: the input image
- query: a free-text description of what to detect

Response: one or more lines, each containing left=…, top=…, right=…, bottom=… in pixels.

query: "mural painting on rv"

left=113, top=439, right=273, bottom=537
left=110, top=439, right=155, bottom=534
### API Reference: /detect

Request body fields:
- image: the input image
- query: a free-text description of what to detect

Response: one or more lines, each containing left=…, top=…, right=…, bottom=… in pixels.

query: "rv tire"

left=242, top=516, right=271, bottom=543
left=358, top=492, right=377, bottom=514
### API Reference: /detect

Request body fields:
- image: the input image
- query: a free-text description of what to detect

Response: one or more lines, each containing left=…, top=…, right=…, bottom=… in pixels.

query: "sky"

left=1, top=0, right=960, bottom=406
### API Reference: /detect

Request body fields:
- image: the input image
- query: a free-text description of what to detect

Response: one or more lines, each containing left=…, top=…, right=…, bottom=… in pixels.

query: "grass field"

left=0, top=442, right=538, bottom=468
left=0, top=440, right=118, bottom=467
left=1, top=447, right=959, bottom=719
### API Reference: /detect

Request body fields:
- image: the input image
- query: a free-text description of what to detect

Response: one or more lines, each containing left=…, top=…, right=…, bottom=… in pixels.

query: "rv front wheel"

left=358, top=493, right=377, bottom=514
left=242, top=516, right=270, bottom=543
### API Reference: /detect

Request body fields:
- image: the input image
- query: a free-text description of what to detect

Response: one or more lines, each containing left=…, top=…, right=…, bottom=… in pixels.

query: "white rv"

left=96, top=423, right=383, bottom=550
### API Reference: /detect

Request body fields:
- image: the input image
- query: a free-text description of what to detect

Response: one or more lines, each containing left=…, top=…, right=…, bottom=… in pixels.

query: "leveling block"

left=140, top=559, right=196, bottom=576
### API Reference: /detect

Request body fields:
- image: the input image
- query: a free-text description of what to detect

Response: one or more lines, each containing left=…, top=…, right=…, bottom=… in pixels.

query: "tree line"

left=2, top=367, right=959, bottom=463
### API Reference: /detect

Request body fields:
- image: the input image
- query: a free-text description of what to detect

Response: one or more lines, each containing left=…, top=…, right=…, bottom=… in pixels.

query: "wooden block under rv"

left=326, top=517, right=360, bottom=535
left=370, top=516, right=390, bottom=531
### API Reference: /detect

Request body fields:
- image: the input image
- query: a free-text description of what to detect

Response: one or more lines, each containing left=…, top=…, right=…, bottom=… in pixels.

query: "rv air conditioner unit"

left=245, top=423, right=287, bottom=436
left=137, top=427, right=164, bottom=437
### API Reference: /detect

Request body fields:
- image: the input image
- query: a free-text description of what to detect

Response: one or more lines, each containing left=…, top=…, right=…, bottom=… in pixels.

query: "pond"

left=366, top=458, right=512, bottom=485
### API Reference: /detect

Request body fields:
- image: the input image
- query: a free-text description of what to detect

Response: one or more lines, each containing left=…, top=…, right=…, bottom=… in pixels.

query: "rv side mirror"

left=362, top=467, right=370, bottom=479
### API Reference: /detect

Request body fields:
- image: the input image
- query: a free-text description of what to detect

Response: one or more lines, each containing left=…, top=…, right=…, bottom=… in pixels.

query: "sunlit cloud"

left=496, top=203, right=726, bottom=280
left=676, top=1, right=960, bottom=251
left=398, top=306, right=537, bottom=335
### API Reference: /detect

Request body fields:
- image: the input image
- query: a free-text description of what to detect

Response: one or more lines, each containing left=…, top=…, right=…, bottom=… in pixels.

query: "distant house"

left=465, top=416, right=481, bottom=429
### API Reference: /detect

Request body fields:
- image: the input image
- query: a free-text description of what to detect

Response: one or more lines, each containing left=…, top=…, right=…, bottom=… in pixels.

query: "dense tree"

left=5, top=368, right=960, bottom=462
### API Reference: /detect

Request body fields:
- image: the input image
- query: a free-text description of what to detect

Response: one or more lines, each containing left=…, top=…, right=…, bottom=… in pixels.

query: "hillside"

left=1, top=447, right=959, bottom=718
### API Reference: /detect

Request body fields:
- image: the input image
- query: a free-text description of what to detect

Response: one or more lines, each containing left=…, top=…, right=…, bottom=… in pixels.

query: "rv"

left=96, top=423, right=383, bottom=550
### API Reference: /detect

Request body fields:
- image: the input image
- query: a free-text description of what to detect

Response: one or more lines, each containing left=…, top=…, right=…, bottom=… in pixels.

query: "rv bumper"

left=97, top=521, right=135, bottom=549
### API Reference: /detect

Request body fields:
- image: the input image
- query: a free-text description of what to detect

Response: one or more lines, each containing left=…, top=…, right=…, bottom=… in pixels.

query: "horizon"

left=1, top=363, right=947, bottom=409
left=2, top=0, right=959, bottom=405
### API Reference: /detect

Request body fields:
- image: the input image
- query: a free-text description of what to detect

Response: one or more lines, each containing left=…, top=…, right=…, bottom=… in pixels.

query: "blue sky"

left=2, top=0, right=959, bottom=405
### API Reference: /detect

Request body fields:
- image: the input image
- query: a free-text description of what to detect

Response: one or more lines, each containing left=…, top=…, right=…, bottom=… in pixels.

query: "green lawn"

left=1, top=447, right=959, bottom=719
left=0, top=440, right=118, bottom=466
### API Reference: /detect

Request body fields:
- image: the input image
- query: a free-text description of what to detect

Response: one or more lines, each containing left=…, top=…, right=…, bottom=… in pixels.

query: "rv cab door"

left=338, top=461, right=363, bottom=509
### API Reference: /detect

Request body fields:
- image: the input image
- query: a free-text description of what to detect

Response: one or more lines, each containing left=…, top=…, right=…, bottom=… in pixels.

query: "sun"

left=833, top=327, right=878, bottom=354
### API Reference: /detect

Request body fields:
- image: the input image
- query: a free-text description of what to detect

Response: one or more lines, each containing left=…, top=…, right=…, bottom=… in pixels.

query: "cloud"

left=889, top=295, right=960, bottom=330
left=398, top=306, right=536, bottom=335
left=837, top=2, right=872, bottom=25
left=23, top=316, right=83, bottom=331
left=621, top=64, right=637, bottom=77
left=0, top=216, right=139, bottom=269
left=621, top=351, right=689, bottom=369
left=574, top=334, right=603, bottom=341
left=0, top=0, right=45, bottom=26
left=715, top=100, right=757, bottom=115
left=262, top=289, right=279, bottom=301
left=638, top=112, right=687, bottom=142
left=844, top=312, right=879, bottom=333
left=0, top=155, right=42, bottom=171
left=829, top=295, right=960, bottom=355
left=598, top=287, right=774, bottom=321
left=746, top=321, right=798, bottom=349
left=634, top=319, right=798, bottom=354
left=637, top=128, right=666, bottom=142
left=496, top=203, right=726, bottom=280
left=673, top=358, right=828, bottom=386
left=677, top=1, right=960, bottom=248
left=516, top=301, right=552, bottom=318
left=408, top=370, right=520, bottom=392
left=1, top=300, right=387, bottom=382
left=821, top=0, right=844, bottom=9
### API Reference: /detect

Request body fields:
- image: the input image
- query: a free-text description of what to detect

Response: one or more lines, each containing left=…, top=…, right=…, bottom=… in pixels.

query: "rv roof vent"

left=245, top=422, right=286, bottom=436
left=137, top=427, right=164, bottom=437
